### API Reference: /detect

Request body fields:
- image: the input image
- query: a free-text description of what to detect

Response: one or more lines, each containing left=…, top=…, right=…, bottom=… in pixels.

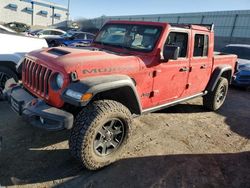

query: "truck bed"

left=213, top=52, right=237, bottom=74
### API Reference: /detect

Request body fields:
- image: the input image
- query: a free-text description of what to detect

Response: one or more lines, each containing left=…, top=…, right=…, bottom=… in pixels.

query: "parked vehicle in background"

left=30, top=28, right=66, bottom=39
left=4, top=22, right=30, bottom=33
left=80, top=27, right=100, bottom=35
left=0, top=32, right=48, bottom=96
left=27, top=29, right=43, bottom=36
left=46, top=31, right=95, bottom=47
left=4, top=21, right=237, bottom=170
left=221, top=44, right=250, bottom=87
left=0, top=25, right=16, bottom=33
left=68, top=40, right=93, bottom=47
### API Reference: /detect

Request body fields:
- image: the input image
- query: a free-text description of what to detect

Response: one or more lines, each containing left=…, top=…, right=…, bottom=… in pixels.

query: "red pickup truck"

left=4, top=21, right=237, bottom=170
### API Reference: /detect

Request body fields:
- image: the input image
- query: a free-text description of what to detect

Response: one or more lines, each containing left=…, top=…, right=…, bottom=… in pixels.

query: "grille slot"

left=22, top=58, right=53, bottom=98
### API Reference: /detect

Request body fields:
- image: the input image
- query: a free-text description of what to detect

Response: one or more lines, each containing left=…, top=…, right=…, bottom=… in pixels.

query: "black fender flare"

left=206, top=65, right=233, bottom=92
left=62, top=74, right=142, bottom=114
left=0, top=61, right=20, bottom=79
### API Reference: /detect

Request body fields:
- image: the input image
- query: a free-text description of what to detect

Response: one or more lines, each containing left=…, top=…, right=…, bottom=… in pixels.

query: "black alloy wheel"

left=94, top=118, right=125, bottom=156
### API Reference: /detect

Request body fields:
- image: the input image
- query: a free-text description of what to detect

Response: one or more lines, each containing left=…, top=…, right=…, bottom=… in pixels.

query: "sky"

left=49, top=0, right=250, bottom=19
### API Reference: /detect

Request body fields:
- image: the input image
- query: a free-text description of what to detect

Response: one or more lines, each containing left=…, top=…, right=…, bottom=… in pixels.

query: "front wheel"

left=0, top=66, right=18, bottom=90
left=203, top=77, right=229, bottom=111
left=69, top=100, right=132, bottom=170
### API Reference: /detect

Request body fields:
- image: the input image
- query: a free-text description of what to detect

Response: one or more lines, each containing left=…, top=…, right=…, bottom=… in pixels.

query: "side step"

left=142, top=91, right=207, bottom=114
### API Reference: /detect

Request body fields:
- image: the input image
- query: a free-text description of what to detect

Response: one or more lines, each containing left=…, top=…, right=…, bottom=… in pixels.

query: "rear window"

left=222, top=46, right=250, bottom=60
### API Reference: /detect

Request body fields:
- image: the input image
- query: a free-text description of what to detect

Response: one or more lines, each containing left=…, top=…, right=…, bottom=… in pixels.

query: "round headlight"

left=56, top=73, right=64, bottom=89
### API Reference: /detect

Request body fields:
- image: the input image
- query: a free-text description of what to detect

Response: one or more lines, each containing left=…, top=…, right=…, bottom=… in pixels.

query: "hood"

left=28, top=47, right=141, bottom=77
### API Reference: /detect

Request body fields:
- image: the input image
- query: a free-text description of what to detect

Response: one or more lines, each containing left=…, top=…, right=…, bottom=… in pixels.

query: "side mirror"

left=163, top=45, right=180, bottom=61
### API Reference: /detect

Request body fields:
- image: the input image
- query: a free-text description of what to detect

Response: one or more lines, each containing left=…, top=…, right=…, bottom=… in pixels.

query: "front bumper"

left=4, top=83, right=74, bottom=131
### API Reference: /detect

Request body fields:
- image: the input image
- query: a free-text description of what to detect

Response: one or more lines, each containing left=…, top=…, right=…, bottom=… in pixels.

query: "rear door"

left=152, top=31, right=190, bottom=105
left=186, top=32, right=212, bottom=95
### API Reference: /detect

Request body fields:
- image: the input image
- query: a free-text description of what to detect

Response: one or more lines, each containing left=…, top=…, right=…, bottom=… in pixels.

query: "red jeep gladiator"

left=4, top=21, right=237, bottom=170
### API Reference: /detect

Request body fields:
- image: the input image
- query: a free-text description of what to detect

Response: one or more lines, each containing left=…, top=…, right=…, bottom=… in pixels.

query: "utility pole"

left=67, top=0, right=70, bottom=21
left=52, top=6, right=55, bottom=25
left=31, top=1, right=34, bottom=25
left=67, top=0, right=70, bottom=27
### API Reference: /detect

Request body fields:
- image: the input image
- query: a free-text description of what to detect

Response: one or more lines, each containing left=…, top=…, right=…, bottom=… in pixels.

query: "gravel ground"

left=0, top=87, right=249, bottom=188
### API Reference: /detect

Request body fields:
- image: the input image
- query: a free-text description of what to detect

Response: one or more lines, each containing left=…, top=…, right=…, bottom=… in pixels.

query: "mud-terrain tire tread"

left=69, top=100, right=132, bottom=170
left=203, top=77, right=228, bottom=111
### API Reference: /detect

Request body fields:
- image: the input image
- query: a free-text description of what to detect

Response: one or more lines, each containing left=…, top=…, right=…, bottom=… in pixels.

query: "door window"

left=75, top=33, right=85, bottom=39
left=51, top=30, right=63, bottom=35
left=42, top=30, right=51, bottom=35
left=165, top=32, right=188, bottom=58
left=87, top=34, right=95, bottom=40
left=193, top=34, right=209, bottom=57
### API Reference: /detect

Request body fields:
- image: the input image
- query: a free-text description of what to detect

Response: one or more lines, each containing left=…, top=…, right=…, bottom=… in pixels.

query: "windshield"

left=94, top=24, right=162, bottom=52
left=222, top=46, right=250, bottom=60
left=61, top=32, right=74, bottom=38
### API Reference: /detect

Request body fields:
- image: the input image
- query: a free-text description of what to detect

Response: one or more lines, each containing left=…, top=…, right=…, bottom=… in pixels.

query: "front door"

left=152, top=31, right=190, bottom=105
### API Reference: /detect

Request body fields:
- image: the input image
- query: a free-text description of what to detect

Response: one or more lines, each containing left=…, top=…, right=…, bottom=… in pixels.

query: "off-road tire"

left=0, top=66, right=18, bottom=90
left=203, top=77, right=228, bottom=111
left=69, top=100, right=132, bottom=170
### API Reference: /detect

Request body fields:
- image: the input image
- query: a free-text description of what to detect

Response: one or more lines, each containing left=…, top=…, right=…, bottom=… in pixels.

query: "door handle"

left=200, top=64, right=207, bottom=69
left=179, top=67, right=189, bottom=72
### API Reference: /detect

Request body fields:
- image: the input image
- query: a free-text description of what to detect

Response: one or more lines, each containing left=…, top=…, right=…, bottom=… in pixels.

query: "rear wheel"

left=203, top=77, right=228, bottom=111
left=69, top=100, right=132, bottom=170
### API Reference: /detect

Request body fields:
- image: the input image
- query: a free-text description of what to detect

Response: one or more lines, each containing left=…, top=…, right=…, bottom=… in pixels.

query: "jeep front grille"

left=22, top=58, right=52, bottom=98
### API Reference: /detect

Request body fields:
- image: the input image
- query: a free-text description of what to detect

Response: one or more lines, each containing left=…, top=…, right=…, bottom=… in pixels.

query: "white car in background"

left=28, top=28, right=66, bottom=38
left=0, top=32, right=48, bottom=97
left=0, top=25, right=16, bottom=33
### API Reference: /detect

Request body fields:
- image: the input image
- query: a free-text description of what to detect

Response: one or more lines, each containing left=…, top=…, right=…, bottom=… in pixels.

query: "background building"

left=0, top=0, right=68, bottom=27
left=91, top=10, right=250, bottom=50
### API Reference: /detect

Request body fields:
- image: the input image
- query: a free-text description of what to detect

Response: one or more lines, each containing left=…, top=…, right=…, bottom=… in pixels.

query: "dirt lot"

left=0, top=87, right=249, bottom=188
